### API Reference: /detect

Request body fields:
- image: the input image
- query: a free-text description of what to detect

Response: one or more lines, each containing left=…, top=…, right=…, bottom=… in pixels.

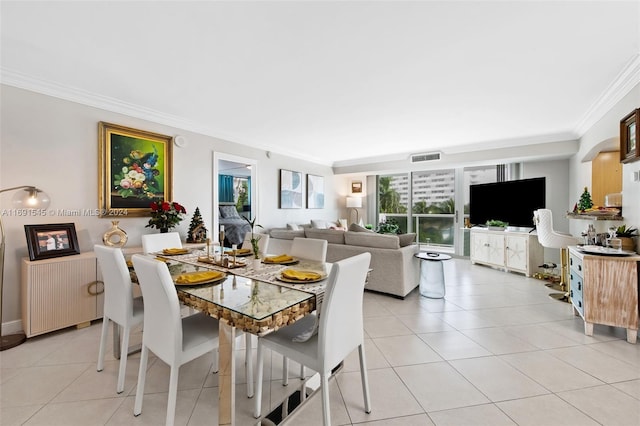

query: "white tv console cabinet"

left=470, top=228, right=543, bottom=277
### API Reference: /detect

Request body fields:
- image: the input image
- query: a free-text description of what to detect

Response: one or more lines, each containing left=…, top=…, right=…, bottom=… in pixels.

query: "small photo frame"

left=620, top=108, right=639, bottom=164
left=306, top=174, right=325, bottom=209
left=279, top=169, right=303, bottom=209
left=24, top=223, right=80, bottom=261
left=351, top=180, right=363, bottom=193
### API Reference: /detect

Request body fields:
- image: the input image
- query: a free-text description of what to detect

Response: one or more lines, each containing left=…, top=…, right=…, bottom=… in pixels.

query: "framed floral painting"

left=98, top=122, right=173, bottom=217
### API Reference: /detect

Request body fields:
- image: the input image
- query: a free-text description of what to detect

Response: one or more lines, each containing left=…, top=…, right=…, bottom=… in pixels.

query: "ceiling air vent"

left=410, top=152, right=442, bottom=163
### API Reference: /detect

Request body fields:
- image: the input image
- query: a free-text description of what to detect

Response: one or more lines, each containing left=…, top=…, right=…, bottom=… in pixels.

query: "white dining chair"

left=241, top=232, right=270, bottom=257
left=254, top=252, right=372, bottom=425
left=290, top=237, right=327, bottom=262
left=281, top=237, right=328, bottom=383
left=95, top=245, right=144, bottom=394
left=131, top=254, right=219, bottom=426
left=141, top=232, right=182, bottom=253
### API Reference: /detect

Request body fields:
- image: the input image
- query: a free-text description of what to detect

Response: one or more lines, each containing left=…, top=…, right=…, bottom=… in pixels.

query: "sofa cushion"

left=398, top=233, right=417, bottom=247
left=219, top=205, right=241, bottom=219
left=348, top=223, right=374, bottom=232
left=305, top=228, right=345, bottom=244
left=311, top=219, right=329, bottom=229
left=344, top=231, right=400, bottom=249
left=270, top=229, right=305, bottom=240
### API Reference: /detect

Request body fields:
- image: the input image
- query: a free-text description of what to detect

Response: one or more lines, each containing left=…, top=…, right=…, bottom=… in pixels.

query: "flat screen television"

left=469, top=177, right=545, bottom=228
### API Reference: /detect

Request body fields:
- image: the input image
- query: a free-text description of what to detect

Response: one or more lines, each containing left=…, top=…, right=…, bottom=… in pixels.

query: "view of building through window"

left=378, top=166, right=497, bottom=250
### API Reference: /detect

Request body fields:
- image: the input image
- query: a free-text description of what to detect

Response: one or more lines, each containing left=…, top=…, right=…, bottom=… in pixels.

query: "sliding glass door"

left=377, top=165, right=498, bottom=256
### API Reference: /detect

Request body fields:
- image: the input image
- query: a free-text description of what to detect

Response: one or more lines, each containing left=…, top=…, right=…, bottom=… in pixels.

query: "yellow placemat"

left=163, top=247, right=189, bottom=255
left=281, top=269, right=322, bottom=281
left=264, top=254, right=295, bottom=263
left=175, top=270, right=224, bottom=284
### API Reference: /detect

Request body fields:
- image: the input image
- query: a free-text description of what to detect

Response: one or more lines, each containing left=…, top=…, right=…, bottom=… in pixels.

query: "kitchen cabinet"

left=569, top=246, right=639, bottom=343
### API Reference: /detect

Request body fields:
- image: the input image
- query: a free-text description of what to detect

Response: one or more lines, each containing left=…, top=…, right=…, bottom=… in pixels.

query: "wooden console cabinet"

left=569, top=246, right=640, bottom=343
left=21, top=252, right=104, bottom=337
left=470, top=228, right=543, bottom=277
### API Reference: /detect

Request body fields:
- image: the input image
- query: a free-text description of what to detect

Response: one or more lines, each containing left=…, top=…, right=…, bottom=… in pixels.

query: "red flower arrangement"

left=146, top=200, right=187, bottom=231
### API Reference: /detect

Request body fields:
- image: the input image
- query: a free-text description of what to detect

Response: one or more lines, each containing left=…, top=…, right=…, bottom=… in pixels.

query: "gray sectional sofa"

left=268, top=224, right=420, bottom=298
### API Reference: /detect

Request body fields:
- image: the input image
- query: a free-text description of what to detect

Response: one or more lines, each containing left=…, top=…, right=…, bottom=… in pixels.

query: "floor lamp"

left=346, top=196, right=362, bottom=225
left=0, top=186, right=51, bottom=351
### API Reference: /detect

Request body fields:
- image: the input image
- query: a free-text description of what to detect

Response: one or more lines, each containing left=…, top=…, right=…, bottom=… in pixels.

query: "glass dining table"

left=129, top=250, right=329, bottom=426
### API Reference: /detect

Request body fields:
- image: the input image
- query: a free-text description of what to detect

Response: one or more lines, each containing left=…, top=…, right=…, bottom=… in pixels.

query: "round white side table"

left=415, top=252, right=451, bottom=299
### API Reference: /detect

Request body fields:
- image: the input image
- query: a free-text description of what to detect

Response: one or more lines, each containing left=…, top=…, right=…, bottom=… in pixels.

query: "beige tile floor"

left=1, top=258, right=639, bottom=425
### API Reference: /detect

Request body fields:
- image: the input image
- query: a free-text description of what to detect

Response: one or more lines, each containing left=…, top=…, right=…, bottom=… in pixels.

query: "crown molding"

left=0, top=68, right=207, bottom=130
left=0, top=68, right=333, bottom=166
left=573, top=53, right=640, bottom=136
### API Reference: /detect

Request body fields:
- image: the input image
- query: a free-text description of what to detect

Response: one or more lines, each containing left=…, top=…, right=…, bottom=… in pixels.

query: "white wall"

left=569, top=83, right=640, bottom=239
left=0, top=85, right=336, bottom=327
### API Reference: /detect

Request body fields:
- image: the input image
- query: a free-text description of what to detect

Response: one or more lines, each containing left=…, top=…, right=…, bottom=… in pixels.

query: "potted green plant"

left=615, top=225, right=638, bottom=251
left=486, top=219, right=508, bottom=231
left=376, top=218, right=400, bottom=234
left=242, top=216, right=264, bottom=259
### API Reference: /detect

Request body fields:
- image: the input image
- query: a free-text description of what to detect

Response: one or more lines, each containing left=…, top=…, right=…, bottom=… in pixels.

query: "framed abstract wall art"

left=306, top=174, right=324, bottom=209
left=279, top=169, right=303, bottom=209
left=98, top=122, right=173, bottom=217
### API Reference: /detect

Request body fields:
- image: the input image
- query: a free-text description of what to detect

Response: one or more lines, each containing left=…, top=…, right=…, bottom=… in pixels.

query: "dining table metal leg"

left=219, top=321, right=236, bottom=425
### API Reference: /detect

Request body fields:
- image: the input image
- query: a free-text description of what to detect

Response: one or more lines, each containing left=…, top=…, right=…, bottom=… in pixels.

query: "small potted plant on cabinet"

left=486, top=219, right=508, bottom=231
left=615, top=225, right=638, bottom=252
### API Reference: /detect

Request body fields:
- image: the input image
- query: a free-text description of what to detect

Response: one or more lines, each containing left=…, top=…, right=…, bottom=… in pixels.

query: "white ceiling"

left=2, top=1, right=639, bottom=167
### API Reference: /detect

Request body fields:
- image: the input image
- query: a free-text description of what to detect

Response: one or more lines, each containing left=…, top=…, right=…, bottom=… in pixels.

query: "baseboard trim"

left=1, top=319, right=24, bottom=335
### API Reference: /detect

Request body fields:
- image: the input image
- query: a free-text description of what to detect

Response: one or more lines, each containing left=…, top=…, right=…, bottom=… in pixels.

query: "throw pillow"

left=338, top=218, right=348, bottom=229
left=219, top=205, right=241, bottom=219
left=398, top=233, right=417, bottom=247
left=311, top=219, right=328, bottom=229
left=286, top=223, right=300, bottom=230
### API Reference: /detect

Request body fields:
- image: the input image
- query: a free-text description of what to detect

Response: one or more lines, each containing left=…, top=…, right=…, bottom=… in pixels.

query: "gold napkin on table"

left=175, top=270, right=224, bottom=284
left=264, top=254, right=295, bottom=263
left=230, top=248, right=252, bottom=255
left=281, top=269, right=322, bottom=281
left=163, top=247, right=189, bottom=255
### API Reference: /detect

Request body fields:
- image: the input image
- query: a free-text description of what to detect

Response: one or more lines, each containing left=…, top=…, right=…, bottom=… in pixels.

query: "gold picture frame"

left=98, top=122, right=173, bottom=217
left=620, top=108, right=639, bottom=164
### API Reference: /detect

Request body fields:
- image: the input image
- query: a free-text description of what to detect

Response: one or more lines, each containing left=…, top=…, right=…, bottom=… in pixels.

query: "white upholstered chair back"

left=290, top=237, right=327, bottom=262
left=131, top=254, right=219, bottom=426
left=141, top=232, right=182, bottom=254
left=94, top=245, right=144, bottom=394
